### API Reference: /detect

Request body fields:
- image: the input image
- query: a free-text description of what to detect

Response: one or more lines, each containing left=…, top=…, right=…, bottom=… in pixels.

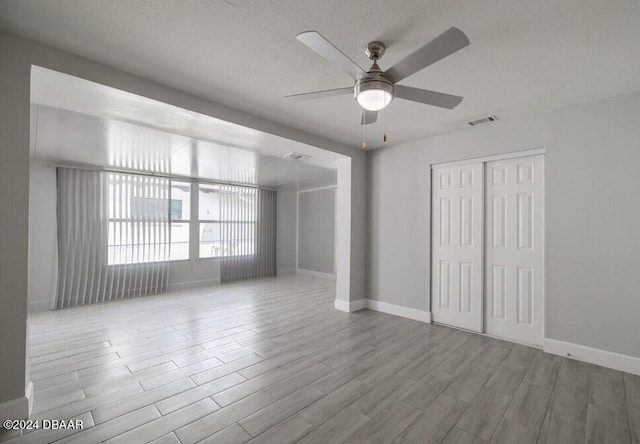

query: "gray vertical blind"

left=56, top=169, right=170, bottom=308
left=220, top=186, right=276, bottom=282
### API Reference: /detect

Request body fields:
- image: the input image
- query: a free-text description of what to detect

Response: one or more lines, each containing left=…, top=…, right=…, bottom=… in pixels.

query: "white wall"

left=297, top=187, right=336, bottom=275
left=276, top=190, right=297, bottom=274
left=367, top=90, right=640, bottom=359
left=27, top=161, right=57, bottom=311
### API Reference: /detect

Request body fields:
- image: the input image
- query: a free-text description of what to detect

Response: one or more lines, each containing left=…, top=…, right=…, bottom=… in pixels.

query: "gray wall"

left=276, top=190, right=297, bottom=274
left=367, top=90, right=640, bottom=359
left=0, top=29, right=367, bottom=410
left=298, top=188, right=335, bottom=275
left=0, top=32, right=31, bottom=407
left=546, top=92, right=640, bottom=357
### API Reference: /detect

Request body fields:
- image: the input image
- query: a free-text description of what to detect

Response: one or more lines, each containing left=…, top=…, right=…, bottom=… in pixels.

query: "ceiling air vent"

left=468, top=115, right=497, bottom=126
left=284, top=152, right=311, bottom=161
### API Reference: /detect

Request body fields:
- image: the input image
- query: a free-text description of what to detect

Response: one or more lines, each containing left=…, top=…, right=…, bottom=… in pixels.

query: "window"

left=107, top=174, right=170, bottom=265
left=169, top=180, right=191, bottom=261
left=198, top=184, right=222, bottom=258
left=198, top=185, right=256, bottom=258
left=106, top=174, right=258, bottom=264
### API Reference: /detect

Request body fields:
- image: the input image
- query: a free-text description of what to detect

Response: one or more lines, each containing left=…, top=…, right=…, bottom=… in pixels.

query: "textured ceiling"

left=3, top=0, right=640, bottom=150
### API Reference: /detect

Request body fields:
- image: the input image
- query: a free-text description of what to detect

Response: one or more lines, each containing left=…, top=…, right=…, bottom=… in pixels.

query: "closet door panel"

left=485, top=155, right=544, bottom=345
left=432, top=164, right=483, bottom=332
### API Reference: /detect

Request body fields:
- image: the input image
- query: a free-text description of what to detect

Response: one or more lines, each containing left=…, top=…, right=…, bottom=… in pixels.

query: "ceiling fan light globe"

left=354, top=79, right=394, bottom=111
left=356, top=89, right=393, bottom=111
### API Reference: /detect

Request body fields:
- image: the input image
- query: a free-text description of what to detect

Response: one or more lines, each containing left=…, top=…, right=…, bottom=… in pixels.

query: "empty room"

left=1, top=1, right=639, bottom=443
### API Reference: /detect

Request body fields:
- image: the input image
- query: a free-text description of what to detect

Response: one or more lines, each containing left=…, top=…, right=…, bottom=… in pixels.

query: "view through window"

left=169, top=181, right=191, bottom=261
left=107, top=174, right=170, bottom=265
left=107, top=175, right=258, bottom=265
left=199, top=185, right=256, bottom=258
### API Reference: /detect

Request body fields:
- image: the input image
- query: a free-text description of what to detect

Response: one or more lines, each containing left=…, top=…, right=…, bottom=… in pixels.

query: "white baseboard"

left=333, top=298, right=431, bottom=323
left=296, top=268, right=336, bottom=281
left=26, top=381, right=33, bottom=417
left=0, top=381, right=33, bottom=420
left=544, top=338, right=640, bottom=376
left=334, top=298, right=366, bottom=312
left=365, top=299, right=432, bottom=323
left=167, top=278, right=221, bottom=292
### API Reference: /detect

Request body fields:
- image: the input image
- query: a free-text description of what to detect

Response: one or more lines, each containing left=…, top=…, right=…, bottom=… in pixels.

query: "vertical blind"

left=56, top=168, right=277, bottom=308
left=56, top=169, right=107, bottom=308
left=106, top=173, right=171, bottom=296
left=56, top=169, right=170, bottom=308
left=220, top=186, right=277, bottom=282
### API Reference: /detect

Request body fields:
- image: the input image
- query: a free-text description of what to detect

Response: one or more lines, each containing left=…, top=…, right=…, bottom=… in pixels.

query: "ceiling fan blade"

left=286, top=87, right=353, bottom=100
left=361, top=109, right=378, bottom=125
left=395, top=85, right=463, bottom=109
left=297, top=31, right=368, bottom=80
left=384, top=27, right=469, bottom=84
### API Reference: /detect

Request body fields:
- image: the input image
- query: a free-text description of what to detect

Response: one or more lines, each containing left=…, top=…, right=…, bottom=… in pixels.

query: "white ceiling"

left=3, top=0, right=640, bottom=149
left=30, top=68, right=341, bottom=190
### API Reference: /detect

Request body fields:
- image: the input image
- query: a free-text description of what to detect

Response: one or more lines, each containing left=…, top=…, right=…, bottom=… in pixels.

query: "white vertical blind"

left=56, top=167, right=276, bottom=307
left=56, top=169, right=170, bottom=308
left=56, top=169, right=107, bottom=308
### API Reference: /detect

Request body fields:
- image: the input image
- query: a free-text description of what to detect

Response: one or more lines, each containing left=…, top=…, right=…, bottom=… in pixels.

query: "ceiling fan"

left=287, top=27, right=469, bottom=125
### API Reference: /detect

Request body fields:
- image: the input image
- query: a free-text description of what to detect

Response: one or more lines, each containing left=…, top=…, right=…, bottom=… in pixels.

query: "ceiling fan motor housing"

left=365, top=41, right=386, bottom=60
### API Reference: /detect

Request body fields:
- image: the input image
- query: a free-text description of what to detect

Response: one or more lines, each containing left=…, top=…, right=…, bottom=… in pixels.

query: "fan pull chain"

left=382, top=108, right=388, bottom=143
left=361, top=116, right=367, bottom=150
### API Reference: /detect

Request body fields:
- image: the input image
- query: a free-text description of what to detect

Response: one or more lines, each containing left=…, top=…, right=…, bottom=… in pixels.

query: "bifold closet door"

left=431, top=164, right=484, bottom=332
left=485, top=155, right=544, bottom=345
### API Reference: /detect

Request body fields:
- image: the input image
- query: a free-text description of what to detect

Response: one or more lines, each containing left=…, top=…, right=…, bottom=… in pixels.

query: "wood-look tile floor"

left=2, top=275, right=639, bottom=443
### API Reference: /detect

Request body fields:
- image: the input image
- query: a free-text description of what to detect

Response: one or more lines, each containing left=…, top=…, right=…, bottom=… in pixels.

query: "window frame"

left=168, top=179, right=193, bottom=263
